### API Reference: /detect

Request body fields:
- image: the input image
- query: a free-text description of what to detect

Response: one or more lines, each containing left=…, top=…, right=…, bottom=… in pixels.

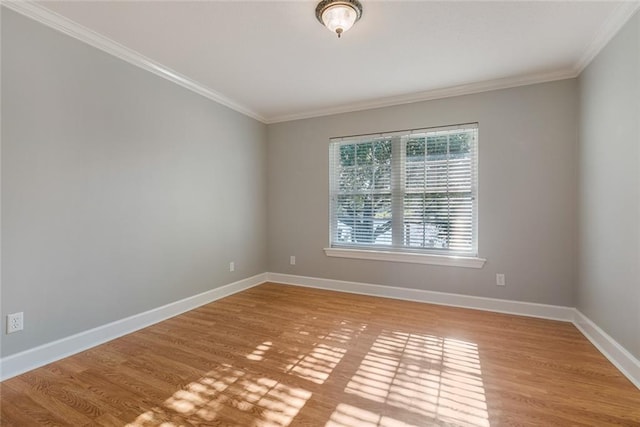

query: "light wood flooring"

left=1, top=283, right=639, bottom=426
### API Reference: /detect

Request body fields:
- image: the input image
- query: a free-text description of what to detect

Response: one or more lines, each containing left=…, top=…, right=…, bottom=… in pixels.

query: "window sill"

left=323, top=247, right=486, bottom=269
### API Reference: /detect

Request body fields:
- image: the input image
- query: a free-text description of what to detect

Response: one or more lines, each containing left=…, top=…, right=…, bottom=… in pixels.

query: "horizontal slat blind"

left=329, top=123, right=478, bottom=256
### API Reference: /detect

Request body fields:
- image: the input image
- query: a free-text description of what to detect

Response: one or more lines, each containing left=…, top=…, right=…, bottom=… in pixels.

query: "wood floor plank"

left=0, top=384, right=76, bottom=426
left=2, top=378, right=94, bottom=426
left=1, top=282, right=639, bottom=426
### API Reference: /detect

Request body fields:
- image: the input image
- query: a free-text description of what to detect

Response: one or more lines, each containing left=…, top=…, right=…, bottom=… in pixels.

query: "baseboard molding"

left=573, top=310, right=640, bottom=389
left=0, top=273, right=267, bottom=381
left=267, top=272, right=575, bottom=321
left=3, top=271, right=638, bottom=391
left=266, top=272, right=640, bottom=390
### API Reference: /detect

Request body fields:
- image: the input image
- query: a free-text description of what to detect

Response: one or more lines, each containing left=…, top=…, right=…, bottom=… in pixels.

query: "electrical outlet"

left=290, top=255, right=296, bottom=265
left=229, top=262, right=235, bottom=272
left=7, top=312, right=23, bottom=334
left=496, top=273, right=506, bottom=287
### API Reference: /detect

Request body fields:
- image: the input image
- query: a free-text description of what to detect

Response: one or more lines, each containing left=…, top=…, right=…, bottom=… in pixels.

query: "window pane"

left=406, top=137, right=426, bottom=191
left=335, top=194, right=392, bottom=246
left=427, top=135, right=448, bottom=157
left=338, top=141, right=391, bottom=192
left=406, top=137, right=425, bottom=157
left=334, top=139, right=393, bottom=247
left=403, top=193, right=473, bottom=250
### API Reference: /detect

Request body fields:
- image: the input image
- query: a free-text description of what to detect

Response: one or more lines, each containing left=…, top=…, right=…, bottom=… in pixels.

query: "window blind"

left=329, top=123, right=478, bottom=256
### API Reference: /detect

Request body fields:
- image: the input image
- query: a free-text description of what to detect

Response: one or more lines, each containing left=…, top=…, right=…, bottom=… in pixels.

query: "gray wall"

left=267, top=80, right=578, bottom=306
left=5, top=3, right=637, bottom=365
left=577, top=12, right=640, bottom=359
left=1, top=9, right=268, bottom=357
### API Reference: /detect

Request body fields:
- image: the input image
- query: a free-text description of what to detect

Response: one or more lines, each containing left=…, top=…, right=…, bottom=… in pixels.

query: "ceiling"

left=12, top=1, right=640, bottom=123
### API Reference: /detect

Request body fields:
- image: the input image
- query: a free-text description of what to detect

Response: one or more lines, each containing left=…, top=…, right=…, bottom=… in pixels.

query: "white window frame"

left=325, top=123, right=485, bottom=268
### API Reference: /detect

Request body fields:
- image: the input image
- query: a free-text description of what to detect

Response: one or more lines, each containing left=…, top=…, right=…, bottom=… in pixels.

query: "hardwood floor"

left=1, top=282, right=639, bottom=426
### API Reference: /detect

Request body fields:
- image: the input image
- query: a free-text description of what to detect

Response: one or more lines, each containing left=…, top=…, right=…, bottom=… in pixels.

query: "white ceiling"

left=17, top=1, right=640, bottom=123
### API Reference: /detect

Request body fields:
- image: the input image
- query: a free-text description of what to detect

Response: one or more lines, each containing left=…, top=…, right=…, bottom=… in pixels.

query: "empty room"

left=1, top=1, right=639, bottom=426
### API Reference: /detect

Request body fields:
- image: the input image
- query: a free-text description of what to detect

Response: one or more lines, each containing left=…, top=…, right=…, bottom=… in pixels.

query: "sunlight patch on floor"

left=327, top=403, right=418, bottom=427
left=285, top=343, right=346, bottom=384
left=285, top=321, right=366, bottom=384
left=126, top=318, right=489, bottom=426
left=247, top=341, right=274, bottom=361
left=337, top=331, right=490, bottom=427
left=126, top=363, right=311, bottom=427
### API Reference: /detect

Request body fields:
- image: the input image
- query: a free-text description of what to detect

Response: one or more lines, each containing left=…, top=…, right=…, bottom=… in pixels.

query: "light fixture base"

left=315, top=0, right=363, bottom=37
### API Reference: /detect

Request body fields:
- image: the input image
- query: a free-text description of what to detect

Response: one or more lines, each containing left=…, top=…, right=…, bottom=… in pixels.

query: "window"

left=327, top=123, right=482, bottom=267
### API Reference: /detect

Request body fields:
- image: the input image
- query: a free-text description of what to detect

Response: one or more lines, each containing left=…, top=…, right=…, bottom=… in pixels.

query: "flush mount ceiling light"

left=315, top=0, right=363, bottom=38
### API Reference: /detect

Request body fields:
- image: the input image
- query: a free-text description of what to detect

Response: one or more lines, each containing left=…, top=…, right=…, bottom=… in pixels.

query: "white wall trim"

left=267, top=272, right=574, bottom=322
left=324, top=247, right=486, bottom=268
left=1, top=1, right=267, bottom=124
left=6, top=1, right=638, bottom=125
left=573, top=310, right=640, bottom=389
left=267, top=273, right=640, bottom=389
left=2, top=272, right=638, bottom=390
left=267, top=273, right=640, bottom=390
left=574, top=1, right=640, bottom=74
left=267, top=69, right=577, bottom=123
left=0, top=273, right=267, bottom=381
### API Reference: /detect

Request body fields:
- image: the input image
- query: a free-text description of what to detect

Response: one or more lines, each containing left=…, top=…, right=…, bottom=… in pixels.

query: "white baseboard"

left=3, top=271, right=638, bottom=391
left=573, top=310, right=640, bottom=389
left=0, top=273, right=267, bottom=381
left=267, top=272, right=575, bottom=321
left=266, top=272, right=640, bottom=390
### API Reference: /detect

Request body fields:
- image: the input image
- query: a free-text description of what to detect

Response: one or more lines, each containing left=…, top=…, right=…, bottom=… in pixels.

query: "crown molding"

left=267, top=68, right=577, bottom=123
left=266, top=0, right=639, bottom=126
left=4, top=1, right=638, bottom=125
left=1, top=1, right=268, bottom=124
left=574, top=1, right=640, bottom=74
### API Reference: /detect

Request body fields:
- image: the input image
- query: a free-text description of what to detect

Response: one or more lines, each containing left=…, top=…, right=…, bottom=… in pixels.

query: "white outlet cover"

left=7, top=312, right=24, bottom=334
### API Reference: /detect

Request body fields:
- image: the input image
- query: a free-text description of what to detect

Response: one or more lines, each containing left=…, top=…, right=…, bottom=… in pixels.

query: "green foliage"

left=339, top=140, right=392, bottom=167
left=406, top=132, right=471, bottom=159
left=337, top=140, right=392, bottom=244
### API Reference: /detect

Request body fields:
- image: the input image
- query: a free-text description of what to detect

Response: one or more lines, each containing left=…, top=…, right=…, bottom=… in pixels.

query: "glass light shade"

left=321, top=4, right=358, bottom=36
